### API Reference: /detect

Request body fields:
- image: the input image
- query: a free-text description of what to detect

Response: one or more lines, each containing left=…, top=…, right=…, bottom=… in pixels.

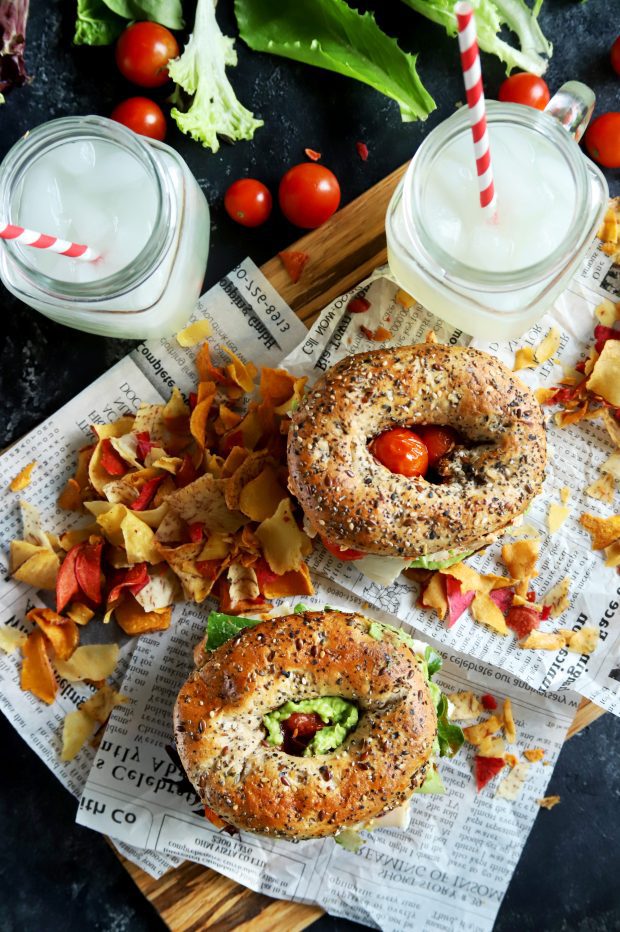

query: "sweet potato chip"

left=11, top=544, right=60, bottom=590
left=256, top=562, right=314, bottom=598
left=0, top=626, right=27, bottom=654
left=9, top=460, right=36, bottom=492
left=227, top=562, right=260, bottom=604
left=534, top=387, right=557, bottom=404
left=167, top=473, right=247, bottom=533
left=501, top=540, right=540, bottom=596
left=27, top=609, right=79, bottom=661
left=478, top=735, right=506, bottom=758
left=562, top=627, right=599, bottom=655
left=502, top=698, right=516, bottom=743
left=463, top=715, right=503, bottom=746
left=190, top=394, right=216, bottom=450
left=542, top=578, right=570, bottom=618
left=513, top=347, right=536, bottom=370
left=114, top=595, right=172, bottom=635
left=534, top=327, right=561, bottom=364
left=548, top=503, right=570, bottom=533
left=238, top=465, right=288, bottom=522
left=214, top=405, right=243, bottom=435
left=176, top=319, right=212, bottom=347
left=537, top=795, right=561, bottom=810
left=256, top=498, right=312, bottom=575
left=54, top=644, right=119, bottom=682
left=470, top=592, right=509, bottom=635
left=495, top=761, right=530, bottom=800
left=67, top=603, right=95, bottom=626
left=260, top=368, right=299, bottom=408
left=60, top=709, right=94, bottom=761
left=420, top=573, right=448, bottom=621
left=446, top=691, right=483, bottom=722
left=523, top=748, right=545, bottom=762
left=587, top=340, right=620, bottom=406
left=225, top=450, right=271, bottom=510
left=604, top=541, right=620, bottom=567
left=21, top=629, right=58, bottom=704
left=579, top=512, right=620, bottom=549
left=519, top=630, right=566, bottom=650
left=222, top=346, right=258, bottom=395
left=58, top=478, right=83, bottom=511
left=585, top=474, right=615, bottom=503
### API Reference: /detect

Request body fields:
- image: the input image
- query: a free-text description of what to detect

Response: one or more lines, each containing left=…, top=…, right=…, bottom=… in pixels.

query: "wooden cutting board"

left=117, top=163, right=605, bottom=931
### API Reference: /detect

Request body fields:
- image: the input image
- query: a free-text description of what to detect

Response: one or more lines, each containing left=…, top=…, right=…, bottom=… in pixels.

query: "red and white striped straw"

left=454, top=1, right=497, bottom=215
left=0, top=221, right=99, bottom=262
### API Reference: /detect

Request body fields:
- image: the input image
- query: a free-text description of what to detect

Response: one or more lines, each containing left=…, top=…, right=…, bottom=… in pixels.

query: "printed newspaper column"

left=76, top=577, right=577, bottom=931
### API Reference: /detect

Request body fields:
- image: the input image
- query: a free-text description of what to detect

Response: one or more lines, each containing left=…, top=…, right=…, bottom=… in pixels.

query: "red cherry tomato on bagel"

left=116, top=22, right=179, bottom=88
left=416, top=425, right=459, bottom=468
left=611, top=36, right=620, bottom=76
left=585, top=113, right=620, bottom=169
left=369, top=427, right=429, bottom=478
left=110, top=97, right=167, bottom=141
left=321, top=537, right=365, bottom=561
left=278, top=163, right=341, bottom=229
left=498, top=73, right=550, bottom=110
left=224, top=179, right=273, bottom=227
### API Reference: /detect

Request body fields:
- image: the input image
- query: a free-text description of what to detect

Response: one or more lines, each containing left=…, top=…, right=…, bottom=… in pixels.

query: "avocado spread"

left=263, top=696, right=358, bottom=756
left=408, top=550, right=473, bottom=571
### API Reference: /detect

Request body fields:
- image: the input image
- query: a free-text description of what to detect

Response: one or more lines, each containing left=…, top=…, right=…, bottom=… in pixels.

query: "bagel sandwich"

left=287, top=343, right=546, bottom=584
left=174, top=608, right=463, bottom=844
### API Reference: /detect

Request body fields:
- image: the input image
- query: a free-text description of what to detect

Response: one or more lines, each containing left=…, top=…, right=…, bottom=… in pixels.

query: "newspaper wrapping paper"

left=76, top=573, right=578, bottom=932
left=0, top=259, right=305, bottom=877
left=280, top=248, right=620, bottom=715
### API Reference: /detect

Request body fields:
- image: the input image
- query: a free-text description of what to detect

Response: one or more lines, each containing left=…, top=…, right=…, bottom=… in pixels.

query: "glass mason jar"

left=386, top=89, right=608, bottom=340
left=0, top=116, right=210, bottom=339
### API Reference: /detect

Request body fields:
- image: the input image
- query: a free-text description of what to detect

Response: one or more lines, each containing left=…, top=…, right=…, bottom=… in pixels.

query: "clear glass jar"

left=386, top=98, right=608, bottom=340
left=0, top=116, right=210, bottom=339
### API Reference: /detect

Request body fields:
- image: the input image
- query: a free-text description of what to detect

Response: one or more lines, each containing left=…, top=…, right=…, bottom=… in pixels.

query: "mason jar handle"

left=544, top=81, right=596, bottom=143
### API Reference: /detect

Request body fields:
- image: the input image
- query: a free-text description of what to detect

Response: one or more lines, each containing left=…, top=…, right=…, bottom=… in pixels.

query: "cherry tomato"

left=321, top=537, right=365, bottom=561
left=416, top=425, right=460, bottom=468
left=115, top=22, right=179, bottom=89
left=282, top=713, right=324, bottom=738
left=369, top=427, right=429, bottom=478
left=498, top=73, right=550, bottom=110
left=585, top=113, right=620, bottom=169
left=611, top=36, right=620, bottom=76
left=278, top=163, right=341, bottom=229
left=224, top=179, right=273, bottom=227
left=110, top=97, right=167, bottom=141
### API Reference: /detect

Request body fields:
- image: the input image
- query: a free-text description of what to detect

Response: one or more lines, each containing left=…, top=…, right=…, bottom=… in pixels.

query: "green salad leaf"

left=234, top=0, right=435, bottom=122
left=205, top=611, right=261, bottom=651
left=74, top=0, right=183, bottom=45
left=399, top=0, right=552, bottom=76
left=104, top=0, right=183, bottom=28
left=436, top=692, right=465, bottom=758
left=169, top=0, right=263, bottom=151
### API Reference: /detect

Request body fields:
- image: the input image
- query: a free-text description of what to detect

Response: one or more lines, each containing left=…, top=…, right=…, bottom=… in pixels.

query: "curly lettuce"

left=168, top=0, right=263, bottom=151
left=74, top=0, right=183, bottom=46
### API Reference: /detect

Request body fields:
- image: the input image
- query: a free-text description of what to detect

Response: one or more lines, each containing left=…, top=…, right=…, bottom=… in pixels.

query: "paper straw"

left=0, top=221, right=99, bottom=262
left=454, top=1, right=497, bottom=214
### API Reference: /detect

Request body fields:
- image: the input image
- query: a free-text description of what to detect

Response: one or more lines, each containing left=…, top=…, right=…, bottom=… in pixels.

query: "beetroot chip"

left=107, top=563, right=149, bottom=604
left=475, top=755, right=505, bottom=791
left=489, top=587, right=514, bottom=615
left=56, top=545, right=82, bottom=614
left=130, top=475, right=165, bottom=512
left=445, top=575, right=475, bottom=628
left=506, top=605, right=542, bottom=639
left=74, top=538, right=104, bottom=605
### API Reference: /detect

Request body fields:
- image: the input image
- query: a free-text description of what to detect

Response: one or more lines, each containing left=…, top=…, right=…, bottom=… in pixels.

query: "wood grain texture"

left=117, top=164, right=606, bottom=931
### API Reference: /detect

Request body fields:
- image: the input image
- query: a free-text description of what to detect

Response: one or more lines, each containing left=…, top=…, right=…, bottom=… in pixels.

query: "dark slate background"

left=0, top=1, right=619, bottom=931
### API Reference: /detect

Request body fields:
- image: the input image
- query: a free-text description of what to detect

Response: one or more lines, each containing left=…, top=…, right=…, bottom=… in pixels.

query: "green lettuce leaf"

left=103, top=0, right=183, bottom=29
left=169, top=0, right=263, bottom=151
left=234, top=0, right=435, bottom=122
left=436, top=693, right=465, bottom=757
left=399, top=0, right=552, bottom=75
left=74, top=0, right=183, bottom=45
left=205, top=611, right=261, bottom=652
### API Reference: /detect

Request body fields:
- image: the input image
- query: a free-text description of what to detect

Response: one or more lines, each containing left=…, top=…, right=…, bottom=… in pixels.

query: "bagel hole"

left=263, top=697, right=359, bottom=757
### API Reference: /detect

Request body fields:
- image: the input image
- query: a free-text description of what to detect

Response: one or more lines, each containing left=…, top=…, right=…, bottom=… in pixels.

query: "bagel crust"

left=287, top=344, right=546, bottom=558
left=174, top=610, right=437, bottom=839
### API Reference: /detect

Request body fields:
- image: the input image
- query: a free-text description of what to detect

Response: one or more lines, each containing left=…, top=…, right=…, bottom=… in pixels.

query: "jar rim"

left=0, top=115, right=173, bottom=301
left=403, top=102, right=591, bottom=291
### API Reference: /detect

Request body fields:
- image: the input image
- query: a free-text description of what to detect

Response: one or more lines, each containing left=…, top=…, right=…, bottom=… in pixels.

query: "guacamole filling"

left=408, top=549, right=473, bottom=571
left=263, top=697, right=359, bottom=757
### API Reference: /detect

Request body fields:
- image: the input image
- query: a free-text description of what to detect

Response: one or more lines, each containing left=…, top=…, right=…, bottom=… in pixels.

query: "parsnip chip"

left=87, top=499, right=168, bottom=530
left=507, top=522, right=541, bottom=540
left=115, top=595, right=172, bottom=635
left=561, top=627, right=600, bottom=655
left=60, top=709, right=94, bottom=761
left=134, top=571, right=178, bottom=612
left=595, top=299, right=618, bottom=327
left=67, top=603, right=95, bottom=626
left=495, top=761, right=530, bottom=800
left=548, top=503, right=570, bottom=533
left=59, top=526, right=98, bottom=550
left=88, top=417, right=136, bottom=493
left=121, top=510, right=160, bottom=564
left=513, top=347, right=536, bottom=371
left=28, top=609, right=79, bottom=661
left=519, top=631, right=566, bottom=650
left=21, top=629, right=58, bottom=704
left=420, top=573, right=448, bottom=621
left=470, top=592, right=509, bottom=635
left=260, top=368, right=299, bottom=407
left=579, top=513, right=620, bottom=549
left=20, top=499, right=53, bottom=549
left=560, top=486, right=570, bottom=504
left=238, top=465, right=288, bottom=522
left=9, top=461, right=36, bottom=491
left=0, top=626, right=27, bottom=654
left=463, top=715, right=503, bottom=746
left=54, top=644, right=119, bottom=682
left=601, top=453, right=620, bottom=481
left=603, top=409, right=620, bottom=449
left=175, top=319, right=212, bottom=347
left=81, top=684, right=128, bottom=723
left=109, top=433, right=141, bottom=469
left=502, top=698, right=516, bottom=744
left=198, top=532, right=233, bottom=561
left=12, top=548, right=60, bottom=590
left=227, top=563, right=260, bottom=604
left=587, top=340, right=620, bottom=406
left=537, top=795, right=561, bottom=810
left=604, top=541, right=620, bottom=567
left=445, top=691, right=483, bottom=722
left=92, top=416, right=135, bottom=442
left=478, top=735, right=506, bottom=758
left=256, top=498, right=313, bottom=575
left=10, top=540, right=47, bottom=572
left=167, top=473, right=247, bottom=533
left=523, top=748, right=545, bottom=762
left=585, top=473, right=615, bottom=504
left=535, top=327, right=561, bottom=364
left=225, top=451, right=271, bottom=510
left=442, top=562, right=483, bottom=593
left=542, top=578, right=570, bottom=618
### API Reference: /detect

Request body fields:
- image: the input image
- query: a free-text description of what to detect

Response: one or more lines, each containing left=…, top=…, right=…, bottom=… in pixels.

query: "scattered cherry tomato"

left=115, top=22, right=179, bottom=89
left=278, top=163, right=341, bottom=229
left=416, top=425, right=459, bottom=468
left=498, top=73, right=550, bottom=110
left=369, top=427, right=429, bottom=478
left=224, top=179, right=273, bottom=227
left=585, top=113, right=620, bottom=168
left=611, top=36, right=620, bottom=76
left=321, top=537, right=365, bottom=561
left=110, top=97, right=167, bottom=141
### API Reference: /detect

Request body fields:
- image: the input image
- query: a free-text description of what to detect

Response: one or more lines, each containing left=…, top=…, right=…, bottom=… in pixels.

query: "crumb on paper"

left=537, top=795, right=561, bottom=810
left=394, top=288, right=414, bottom=309
left=561, top=627, right=600, bottom=655
left=548, top=503, right=570, bottom=533
left=585, top=473, right=615, bottom=504
left=446, top=690, right=483, bottom=722
left=542, top=578, right=570, bottom=618
left=560, top=487, right=570, bottom=504
left=523, top=748, right=545, bottom=762
left=495, top=761, right=530, bottom=801
left=502, top=698, right=516, bottom=744
left=9, top=461, right=36, bottom=492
